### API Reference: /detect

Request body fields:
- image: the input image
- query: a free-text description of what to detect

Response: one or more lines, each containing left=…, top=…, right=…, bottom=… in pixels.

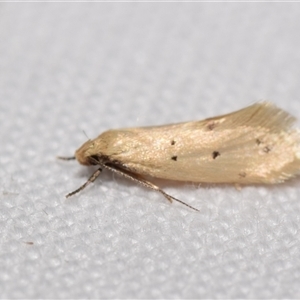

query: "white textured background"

left=1, top=3, right=300, bottom=299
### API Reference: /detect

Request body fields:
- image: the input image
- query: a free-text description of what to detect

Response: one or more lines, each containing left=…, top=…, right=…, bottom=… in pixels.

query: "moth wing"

left=124, top=102, right=300, bottom=184
left=204, top=101, right=296, bottom=131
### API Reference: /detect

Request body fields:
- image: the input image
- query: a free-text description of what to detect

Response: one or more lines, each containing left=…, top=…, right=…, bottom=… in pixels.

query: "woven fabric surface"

left=1, top=3, right=300, bottom=298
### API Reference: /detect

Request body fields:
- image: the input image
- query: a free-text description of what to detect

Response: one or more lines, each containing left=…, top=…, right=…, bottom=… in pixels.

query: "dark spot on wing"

left=212, top=151, right=220, bottom=159
left=171, top=156, right=177, bottom=161
left=207, top=121, right=216, bottom=130
left=256, top=139, right=261, bottom=145
left=263, top=146, right=271, bottom=153
left=171, top=140, right=176, bottom=145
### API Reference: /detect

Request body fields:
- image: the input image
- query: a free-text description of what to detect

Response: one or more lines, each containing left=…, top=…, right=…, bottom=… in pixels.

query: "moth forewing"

left=59, top=102, right=300, bottom=210
left=114, top=103, right=300, bottom=184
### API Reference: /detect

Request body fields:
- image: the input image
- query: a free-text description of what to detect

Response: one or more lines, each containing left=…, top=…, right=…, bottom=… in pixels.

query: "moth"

left=58, top=102, right=300, bottom=211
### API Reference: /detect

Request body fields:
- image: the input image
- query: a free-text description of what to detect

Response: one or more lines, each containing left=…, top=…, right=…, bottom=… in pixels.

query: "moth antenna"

left=57, top=156, right=76, bottom=160
left=82, top=130, right=90, bottom=140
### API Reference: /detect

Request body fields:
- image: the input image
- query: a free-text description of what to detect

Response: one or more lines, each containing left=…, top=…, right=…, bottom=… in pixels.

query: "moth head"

left=75, top=130, right=128, bottom=165
left=75, top=139, right=104, bottom=165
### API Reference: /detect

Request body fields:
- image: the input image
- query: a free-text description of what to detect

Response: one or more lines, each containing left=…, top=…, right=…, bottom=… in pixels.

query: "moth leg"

left=66, top=168, right=102, bottom=198
left=103, top=163, right=199, bottom=212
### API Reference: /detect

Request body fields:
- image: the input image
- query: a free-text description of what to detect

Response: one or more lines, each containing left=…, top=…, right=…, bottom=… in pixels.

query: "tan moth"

left=58, top=102, right=300, bottom=211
